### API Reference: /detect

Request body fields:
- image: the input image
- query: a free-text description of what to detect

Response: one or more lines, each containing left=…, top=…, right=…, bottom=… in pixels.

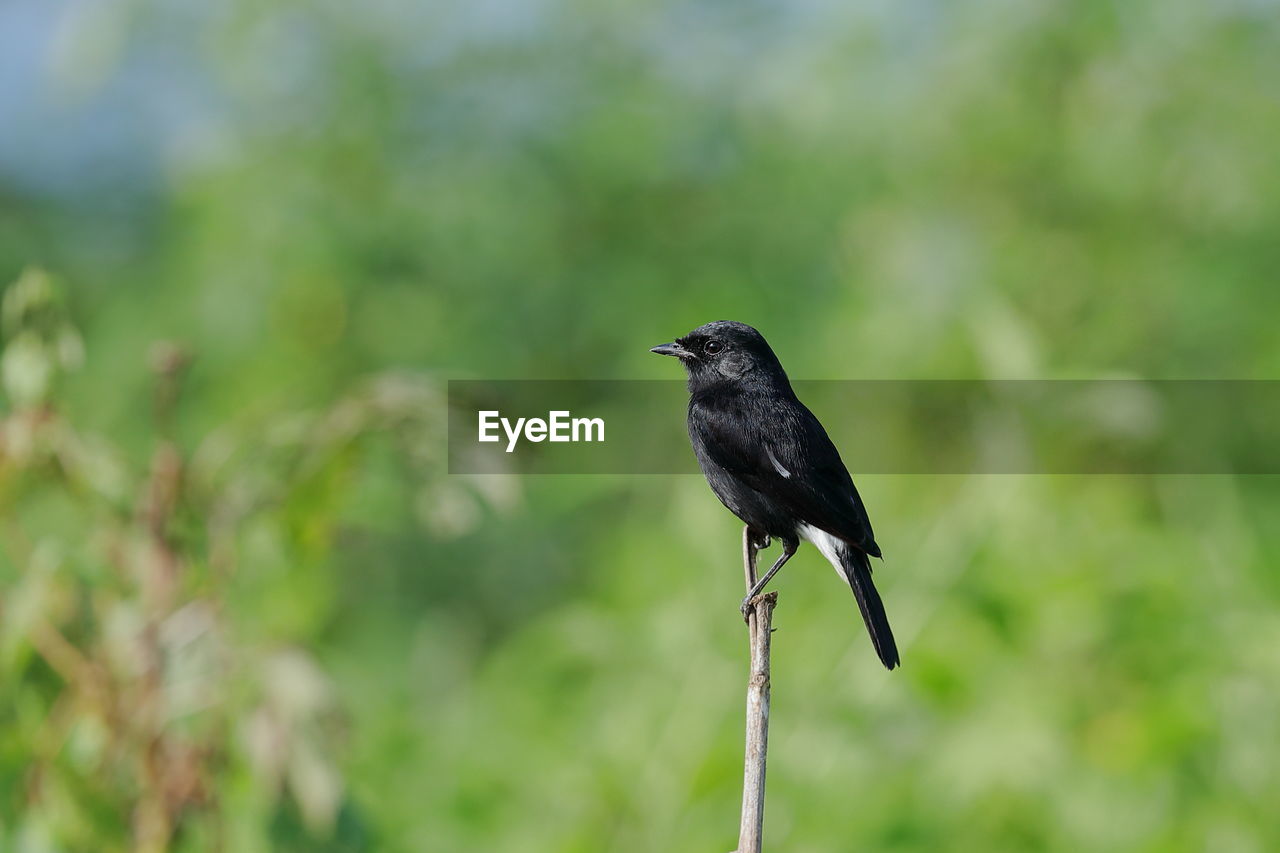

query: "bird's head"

left=650, top=321, right=789, bottom=391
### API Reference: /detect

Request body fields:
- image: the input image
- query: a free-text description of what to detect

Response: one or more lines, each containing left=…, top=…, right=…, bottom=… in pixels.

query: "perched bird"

left=651, top=321, right=899, bottom=670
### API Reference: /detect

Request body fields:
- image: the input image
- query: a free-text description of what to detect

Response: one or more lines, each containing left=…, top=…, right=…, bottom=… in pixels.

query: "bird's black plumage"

left=651, top=321, right=899, bottom=670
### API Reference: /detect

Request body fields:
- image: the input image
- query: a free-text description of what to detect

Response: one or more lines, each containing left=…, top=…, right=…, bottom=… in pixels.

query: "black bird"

left=651, top=321, right=899, bottom=670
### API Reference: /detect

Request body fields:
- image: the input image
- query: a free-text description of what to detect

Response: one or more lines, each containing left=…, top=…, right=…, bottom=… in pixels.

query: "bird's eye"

left=703, top=340, right=723, bottom=355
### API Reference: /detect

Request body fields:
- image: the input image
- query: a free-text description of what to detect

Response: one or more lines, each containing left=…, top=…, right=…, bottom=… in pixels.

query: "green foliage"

left=3, top=1, right=1280, bottom=850
left=0, top=272, right=504, bottom=851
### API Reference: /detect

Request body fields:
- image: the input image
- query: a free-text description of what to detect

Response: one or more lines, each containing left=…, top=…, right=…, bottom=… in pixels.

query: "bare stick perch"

left=736, top=525, right=778, bottom=853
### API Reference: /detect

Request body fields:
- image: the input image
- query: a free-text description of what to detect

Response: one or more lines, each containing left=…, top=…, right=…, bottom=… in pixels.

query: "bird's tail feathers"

left=840, top=547, right=900, bottom=670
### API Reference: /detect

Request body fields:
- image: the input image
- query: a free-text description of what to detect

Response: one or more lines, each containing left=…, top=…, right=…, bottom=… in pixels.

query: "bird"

left=651, top=320, right=899, bottom=670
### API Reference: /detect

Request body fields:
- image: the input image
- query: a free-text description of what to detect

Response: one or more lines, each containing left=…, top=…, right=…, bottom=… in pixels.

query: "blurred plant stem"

left=0, top=270, right=507, bottom=851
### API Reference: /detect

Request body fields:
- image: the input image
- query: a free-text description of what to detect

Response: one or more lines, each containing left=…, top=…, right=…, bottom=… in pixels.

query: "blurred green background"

left=2, top=1, right=1279, bottom=851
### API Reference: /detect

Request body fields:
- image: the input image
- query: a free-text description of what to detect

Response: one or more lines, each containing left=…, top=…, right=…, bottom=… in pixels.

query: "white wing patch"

left=799, top=523, right=847, bottom=580
left=765, top=446, right=791, bottom=479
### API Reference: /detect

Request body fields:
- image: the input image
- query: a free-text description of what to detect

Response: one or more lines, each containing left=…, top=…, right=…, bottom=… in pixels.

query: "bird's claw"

left=740, top=596, right=754, bottom=622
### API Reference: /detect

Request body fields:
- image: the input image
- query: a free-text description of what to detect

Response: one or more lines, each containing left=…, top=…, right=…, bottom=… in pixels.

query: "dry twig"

left=736, top=525, right=778, bottom=853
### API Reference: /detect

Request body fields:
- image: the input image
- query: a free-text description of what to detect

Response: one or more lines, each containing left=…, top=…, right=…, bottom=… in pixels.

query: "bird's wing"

left=691, top=395, right=881, bottom=557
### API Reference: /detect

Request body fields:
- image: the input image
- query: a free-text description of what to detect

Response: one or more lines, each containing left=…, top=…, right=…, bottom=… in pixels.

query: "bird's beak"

left=650, top=342, right=691, bottom=359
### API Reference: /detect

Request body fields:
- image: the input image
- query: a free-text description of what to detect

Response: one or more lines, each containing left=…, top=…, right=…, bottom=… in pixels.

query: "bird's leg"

left=740, top=539, right=797, bottom=621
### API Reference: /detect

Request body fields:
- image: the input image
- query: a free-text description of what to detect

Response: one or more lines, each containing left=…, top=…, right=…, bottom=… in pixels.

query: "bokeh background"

left=3, top=1, right=1280, bottom=851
